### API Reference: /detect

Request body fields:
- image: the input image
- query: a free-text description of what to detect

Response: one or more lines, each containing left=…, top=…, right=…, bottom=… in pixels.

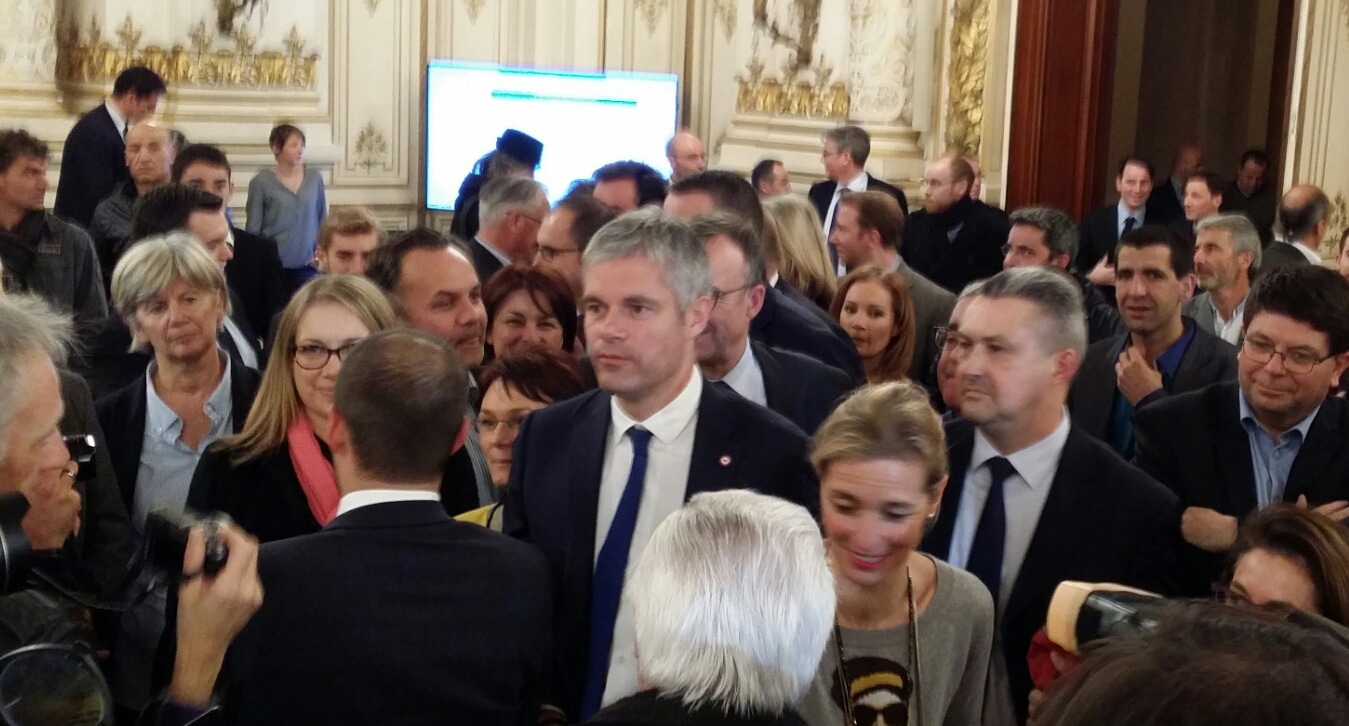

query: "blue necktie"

left=967, top=457, right=1015, bottom=603
left=581, top=427, right=654, bottom=718
left=1122, top=215, right=1137, bottom=238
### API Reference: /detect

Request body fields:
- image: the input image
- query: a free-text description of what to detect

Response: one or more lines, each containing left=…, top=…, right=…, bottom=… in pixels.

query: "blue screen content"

left=425, top=62, right=679, bottom=209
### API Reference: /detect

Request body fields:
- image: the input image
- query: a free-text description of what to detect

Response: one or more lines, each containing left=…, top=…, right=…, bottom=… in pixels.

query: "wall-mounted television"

left=425, top=61, right=679, bottom=210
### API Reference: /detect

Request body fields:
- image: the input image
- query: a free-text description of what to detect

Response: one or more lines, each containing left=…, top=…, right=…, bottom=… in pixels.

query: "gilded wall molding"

left=56, top=15, right=319, bottom=89
left=735, top=58, right=849, bottom=118
left=943, top=0, right=991, bottom=155
left=1330, top=192, right=1348, bottom=238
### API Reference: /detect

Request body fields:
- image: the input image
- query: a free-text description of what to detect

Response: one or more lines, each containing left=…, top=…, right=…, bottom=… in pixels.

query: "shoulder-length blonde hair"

left=830, top=265, right=916, bottom=383
left=763, top=194, right=837, bottom=308
left=217, top=275, right=399, bottom=463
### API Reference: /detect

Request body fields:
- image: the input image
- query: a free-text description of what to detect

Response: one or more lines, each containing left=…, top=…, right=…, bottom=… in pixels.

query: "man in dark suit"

left=663, top=171, right=863, bottom=380
left=923, top=266, right=1181, bottom=724
left=829, top=190, right=956, bottom=380
left=1263, top=184, right=1331, bottom=273
left=1075, top=156, right=1158, bottom=305
left=54, top=66, right=165, bottom=228
left=217, top=329, right=552, bottom=725
left=1146, top=143, right=1202, bottom=225
left=1135, top=265, right=1349, bottom=598
left=809, top=125, right=907, bottom=270
left=1220, top=149, right=1277, bottom=245
left=471, top=175, right=549, bottom=284
left=504, top=209, right=819, bottom=723
left=1169, top=171, right=1224, bottom=247
left=1001, top=205, right=1124, bottom=345
left=687, top=212, right=852, bottom=435
left=902, top=154, right=1010, bottom=294
left=172, top=144, right=287, bottom=332
left=1070, top=225, right=1237, bottom=455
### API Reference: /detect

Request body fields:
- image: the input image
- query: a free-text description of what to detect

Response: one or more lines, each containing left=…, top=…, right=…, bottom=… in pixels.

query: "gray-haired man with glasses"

left=1135, top=264, right=1349, bottom=597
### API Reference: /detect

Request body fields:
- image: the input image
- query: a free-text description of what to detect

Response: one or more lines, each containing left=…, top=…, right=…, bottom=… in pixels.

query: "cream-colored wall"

left=1288, top=0, right=1349, bottom=248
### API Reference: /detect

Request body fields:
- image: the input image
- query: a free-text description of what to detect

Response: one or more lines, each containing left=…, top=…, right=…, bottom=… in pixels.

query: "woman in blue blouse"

left=246, top=123, right=327, bottom=296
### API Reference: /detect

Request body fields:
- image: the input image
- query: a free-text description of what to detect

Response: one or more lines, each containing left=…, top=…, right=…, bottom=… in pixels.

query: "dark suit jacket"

left=471, top=237, right=506, bottom=285
left=1260, top=241, right=1313, bottom=274
left=754, top=341, right=853, bottom=436
left=1070, top=324, right=1238, bottom=445
left=503, top=381, right=819, bottom=719
left=751, top=286, right=864, bottom=382
left=219, top=500, right=552, bottom=726
left=94, top=362, right=261, bottom=518
left=1134, top=382, right=1349, bottom=596
left=226, top=227, right=288, bottom=339
left=901, top=200, right=1010, bottom=294
left=54, top=104, right=127, bottom=228
left=923, top=419, right=1182, bottom=723
left=1147, top=180, right=1185, bottom=224
left=585, top=690, right=808, bottom=726
left=807, top=173, right=909, bottom=223
left=1168, top=218, right=1197, bottom=248
left=1074, top=204, right=1159, bottom=274
left=773, top=277, right=832, bottom=324
left=894, top=257, right=957, bottom=381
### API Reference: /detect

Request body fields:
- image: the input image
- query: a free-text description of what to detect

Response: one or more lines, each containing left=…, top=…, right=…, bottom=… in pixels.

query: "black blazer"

left=1070, top=324, right=1238, bottom=445
left=1259, top=241, right=1313, bottom=274
left=807, top=173, right=909, bottom=221
left=94, top=361, right=261, bottom=517
left=226, top=227, right=289, bottom=339
left=1134, top=382, right=1349, bottom=596
left=751, top=286, right=864, bottom=382
left=901, top=201, right=1010, bottom=294
left=187, top=438, right=482, bottom=544
left=1074, top=204, right=1158, bottom=274
left=585, top=690, right=808, bottom=726
left=1168, top=218, right=1197, bottom=248
left=471, top=237, right=506, bottom=285
left=503, top=381, right=819, bottom=719
left=754, top=341, right=854, bottom=436
left=218, top=500, right=552, bottom=726
left=773, top=277, right=832, bottom=324
left=54, top=104, right=127, bottom=228
left=922, top=419, right=1182, bottom=723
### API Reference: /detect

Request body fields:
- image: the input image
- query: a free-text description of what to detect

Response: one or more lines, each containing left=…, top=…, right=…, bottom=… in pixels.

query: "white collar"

left=336, top=488, right=441, bottom=517
left=609, top=367, right=702, bottom=444
left=970, top=409, right=1072, bottom=491
left=842, top=171, right=869, bottom=193
left=474, top=236, right=512, bottom=266
left=767, top=271, right=780, bottom=288
left=105, top=100, right=128, bottom=138
left=1115, top=200, right=1145, bottom=221
left=1291, top=240, right=1323, bottom=264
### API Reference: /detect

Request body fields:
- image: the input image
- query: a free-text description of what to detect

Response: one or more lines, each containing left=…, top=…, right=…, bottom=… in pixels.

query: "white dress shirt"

left=1211, top=295, right=1247, bottom=346
left=595, top=368, right=702, bottom=707
left=711, top=343, right=767, bottom=407
left=335, top=488, right=441, bottom=517
left=946, top=411, right=1071, bottom=611
left=1115, top=200, right=1146, bottom=238
left=105, top=100, right=128, bottom=139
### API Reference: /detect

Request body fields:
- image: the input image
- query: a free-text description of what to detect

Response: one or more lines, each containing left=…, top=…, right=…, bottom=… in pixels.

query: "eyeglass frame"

left=1239, top=336, right=1336, bottom=375
left=292, top=342, right=359, bottom=370
left=534, top=243, right=579, bottom=262
left=711, top=283, right=755, bottom=307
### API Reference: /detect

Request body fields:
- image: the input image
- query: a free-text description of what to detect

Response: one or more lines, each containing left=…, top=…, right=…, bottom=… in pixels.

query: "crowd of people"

left=2, top=65, right=1349, bottom=725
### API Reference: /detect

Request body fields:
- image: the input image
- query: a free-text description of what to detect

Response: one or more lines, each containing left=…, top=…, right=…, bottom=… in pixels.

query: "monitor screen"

left=425, top=61, right=679, bottom=210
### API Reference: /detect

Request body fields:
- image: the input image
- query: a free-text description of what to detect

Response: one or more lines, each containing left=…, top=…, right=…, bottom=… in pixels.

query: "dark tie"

left=581, top=427, right=654, bottom=718
left=827, top=189, right=850, bottom=270
left=1122, top=215, right=1137, bottom=238
left=967, top=457, right=1015, bottom=603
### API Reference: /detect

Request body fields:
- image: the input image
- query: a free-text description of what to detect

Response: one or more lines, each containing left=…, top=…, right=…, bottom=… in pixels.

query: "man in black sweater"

left=902, top=154, right=1010, bottom=294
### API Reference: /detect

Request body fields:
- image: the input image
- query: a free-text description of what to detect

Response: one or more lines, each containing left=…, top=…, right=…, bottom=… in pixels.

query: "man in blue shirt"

left=1135, top=264, right=1349, bottom=596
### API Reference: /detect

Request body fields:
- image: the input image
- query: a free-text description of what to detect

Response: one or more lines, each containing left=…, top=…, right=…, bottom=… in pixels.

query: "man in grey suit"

left=1185, top=214, right=1260, bottom=346
left=828, top=190, right=955, bottom=381
left=1264, top=185, right=1330, bottom=272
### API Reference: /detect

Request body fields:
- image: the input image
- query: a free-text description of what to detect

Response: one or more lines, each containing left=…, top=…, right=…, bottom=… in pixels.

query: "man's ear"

left=747, top=284, right=766, bottom=320
left=451, top=417, right=469, bottom=455
left=328, top=408, right=350, bottom=453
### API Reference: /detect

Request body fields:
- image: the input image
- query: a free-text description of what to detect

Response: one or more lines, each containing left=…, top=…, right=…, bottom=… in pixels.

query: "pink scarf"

left=286, top=414, right=340, bottom=525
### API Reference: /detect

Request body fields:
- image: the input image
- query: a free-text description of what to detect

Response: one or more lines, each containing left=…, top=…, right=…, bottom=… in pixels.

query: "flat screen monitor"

left=425, top=61, right=679, bottom=209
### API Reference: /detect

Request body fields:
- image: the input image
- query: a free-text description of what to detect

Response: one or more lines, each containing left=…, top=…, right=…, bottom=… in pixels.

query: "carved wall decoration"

left=55, top=15, right=320, bottom=89
left=1329, top=191, right=1348, bottom=240
left=354, top=122, right=389, bottom=172
left=735, top=56, right=849, bottom=118
left=462, top=0, right=487, bottom=24
left=214, top=0, right=269, bottom=37
left=847, top=0, right=916, bottom=125
left=634, top=0, right=669, bottom=37
left=364, top=0, right=383, bottom=16
left=944, top=0, right=991, bottom=155
left=753, top=0, right=821, bottom=71
left=713, top=0, right=738, bottom=43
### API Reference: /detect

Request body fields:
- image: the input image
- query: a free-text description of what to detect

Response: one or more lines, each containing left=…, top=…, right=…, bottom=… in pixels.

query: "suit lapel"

left=753, top=342, right=787, bottom=413
left=1284, top=400, right=1345, bottom=502
left=685, top=384, right=746, bottom=500
left=561, top=394, right=612, bottom=600
left=1172, top=327, right=1213, bottom=392
left=1075, top=336, right=1126, bottom=438
left=923, top=420, right=975, bottom=558
left=1214, top=386, right=1259, bottom=513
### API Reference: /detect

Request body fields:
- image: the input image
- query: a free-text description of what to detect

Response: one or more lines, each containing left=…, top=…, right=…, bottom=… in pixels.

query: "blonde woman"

left=764, top=193, right=838, bottom=311
left=799, top=381, right=993, bottom=726
left=186, top=275, right=479, bottom=544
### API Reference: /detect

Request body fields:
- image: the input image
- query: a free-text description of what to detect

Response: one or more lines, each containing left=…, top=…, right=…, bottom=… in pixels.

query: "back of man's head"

left=130, top=184, right=225, bottom=241
left=839, top=191, right=905, bottom=250
left=668, top=170, right=766, bottom=237
left=112, top=66, right=167, bottom=98
left=1279, top=185, right=1331, bottom=244
left=334, top=329, right=469, bottom=484
left=593, top=161, right=668, bottom=208
left=1244, top=265, right=1349, bottom=357
left=627, top=490, right=834, bottom=718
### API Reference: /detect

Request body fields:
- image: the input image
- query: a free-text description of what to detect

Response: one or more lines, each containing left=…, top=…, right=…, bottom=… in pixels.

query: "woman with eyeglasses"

left=186, top=275, right=480, bottom=543
left=482, top=264, right=578, bottom=360
left=456, top=349, right=587, bottom=530
left=799, top=381, right=993, bottom=726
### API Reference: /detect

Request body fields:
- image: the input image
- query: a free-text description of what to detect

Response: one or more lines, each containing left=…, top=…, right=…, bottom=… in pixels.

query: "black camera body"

left=143, top=510, right=231, bottom=578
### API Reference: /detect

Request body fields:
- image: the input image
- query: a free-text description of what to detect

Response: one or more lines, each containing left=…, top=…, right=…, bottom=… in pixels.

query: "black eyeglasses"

left=711, top=284, right=754, bottom=307
left=293, top=343, right=359, bottom=370
left=534, top=243, right=579, bottom=262
left=935, top=326, right=951, bottom=348
left=1240, top=337, right=1333, bottom=375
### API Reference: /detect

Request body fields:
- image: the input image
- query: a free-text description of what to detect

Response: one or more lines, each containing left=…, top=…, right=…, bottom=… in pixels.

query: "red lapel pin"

left=719, top=455, right=732, bottom=467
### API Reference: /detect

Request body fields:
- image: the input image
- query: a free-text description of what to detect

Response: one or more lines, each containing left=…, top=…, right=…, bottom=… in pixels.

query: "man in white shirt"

left=503, top=208, right=819, bottom=724
left=807, top=125, right=909, bottom=273
left=1186, top=213, right=1260, bottom=345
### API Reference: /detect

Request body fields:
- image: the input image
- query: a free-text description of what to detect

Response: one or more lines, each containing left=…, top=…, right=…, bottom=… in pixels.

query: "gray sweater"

left=798, top=557, right=995, bottom=726
left=245, top=168, right=327, bottom=269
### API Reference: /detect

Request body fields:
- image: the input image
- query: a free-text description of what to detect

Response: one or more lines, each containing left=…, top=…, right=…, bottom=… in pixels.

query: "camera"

left=142, top=510, right=231, bottom=578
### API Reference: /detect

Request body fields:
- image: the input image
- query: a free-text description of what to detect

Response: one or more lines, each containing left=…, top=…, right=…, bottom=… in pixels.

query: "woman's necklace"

left=834, top=565, right=924, bottom=726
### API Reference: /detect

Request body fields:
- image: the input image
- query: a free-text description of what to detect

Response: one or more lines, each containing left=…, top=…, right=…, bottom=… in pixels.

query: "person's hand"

left=1181, top=507, right=1239, bottom=553
left=1115, top=348, right=1164, bottom=405
left=19, top=462, right=81, bottom=550
left=170, top=525, right=264, bottom=707
left=1297, top=495, right=1349, bottom=523
left=1087, top=256, right=1116, bottom=287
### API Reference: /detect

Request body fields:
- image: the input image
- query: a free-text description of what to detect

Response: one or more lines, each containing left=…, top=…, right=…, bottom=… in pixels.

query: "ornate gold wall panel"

left=944, top=0, right=991, bottom=155
left=735, top=59, right=849, bottom=118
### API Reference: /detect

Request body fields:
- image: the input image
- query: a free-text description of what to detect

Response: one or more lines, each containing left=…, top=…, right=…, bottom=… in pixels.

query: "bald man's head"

left=1279, top=184, right=1331, bottom=248
left=125, top=122, right=174, bottom=189
left=666, top=130, right=706, bottom=181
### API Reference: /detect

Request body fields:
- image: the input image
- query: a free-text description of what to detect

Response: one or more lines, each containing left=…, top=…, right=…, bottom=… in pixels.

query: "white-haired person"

left=799, top=381, right=995, bottom=726
left=584, top=489, right=834, bottom=726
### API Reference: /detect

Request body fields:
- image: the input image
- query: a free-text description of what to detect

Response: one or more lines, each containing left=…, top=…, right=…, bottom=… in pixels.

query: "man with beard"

left=1070, top=225, right=1236, bottom=457
left=901, top=154, right=1009, bottom=294
left=1184, top=214, right=1260, bottom=346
